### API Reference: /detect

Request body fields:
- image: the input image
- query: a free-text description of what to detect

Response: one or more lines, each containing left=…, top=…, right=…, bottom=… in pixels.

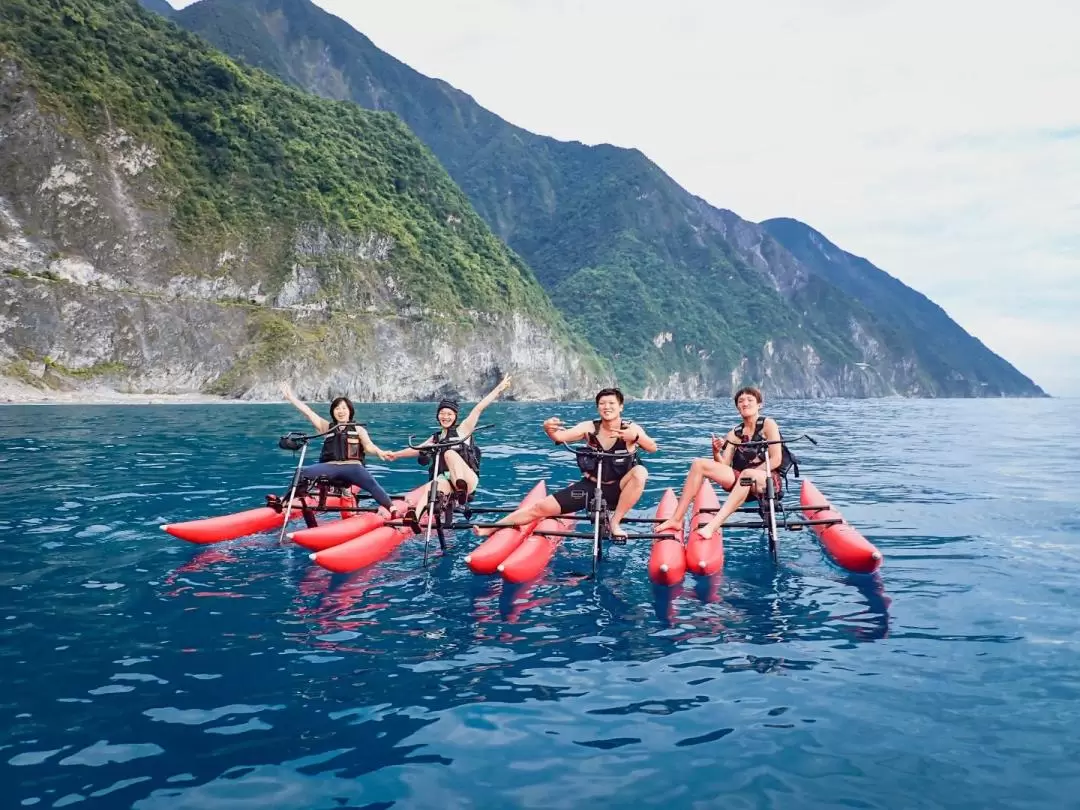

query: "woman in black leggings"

left=280, top=383, right=395, bottom=511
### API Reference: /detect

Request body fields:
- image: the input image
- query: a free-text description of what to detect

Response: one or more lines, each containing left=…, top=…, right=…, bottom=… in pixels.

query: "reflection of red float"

left=647, top=488, right=686, bottom=585
left=161, top=494, right=353, bottom=544
left=464, top=481, right=548, bottom=575
left=800, top=479, right=882, bottom=574
left=684, top=479, right=724, bottom=576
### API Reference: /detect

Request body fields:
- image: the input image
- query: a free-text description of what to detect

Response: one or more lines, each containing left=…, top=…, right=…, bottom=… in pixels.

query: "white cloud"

left=169, top=0, right=1080, bottom=395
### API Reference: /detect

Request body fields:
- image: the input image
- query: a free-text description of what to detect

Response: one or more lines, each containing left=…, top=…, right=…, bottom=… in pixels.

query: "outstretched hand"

left=279, top=381, right=296, bottom=401
left=495, top=375, right=512, bottom=394
left=543, top=417, right=563, bottom=436
left=379, top=450, right=397, bottom=462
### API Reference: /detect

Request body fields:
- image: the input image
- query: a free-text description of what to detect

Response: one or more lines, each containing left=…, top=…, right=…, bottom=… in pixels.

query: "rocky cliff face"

left=0, top=60, right=597, bottom=401
left=172, top=0, right=1046, bottom=398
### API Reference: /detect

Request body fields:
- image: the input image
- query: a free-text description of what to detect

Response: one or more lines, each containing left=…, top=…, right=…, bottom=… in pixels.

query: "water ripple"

left=1, top=400, right=1079, bottom=808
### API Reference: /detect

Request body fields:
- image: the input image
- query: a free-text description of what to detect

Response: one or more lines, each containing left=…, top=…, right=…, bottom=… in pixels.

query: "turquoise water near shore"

left=2, top=398, right=1079, bottom=809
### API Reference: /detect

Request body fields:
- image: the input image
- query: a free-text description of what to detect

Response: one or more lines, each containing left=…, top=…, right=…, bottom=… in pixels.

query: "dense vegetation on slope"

left=0, top=0, right=572, bottom=323
left=172, top=0, right=868, bottom=389
left=136, top=0, right=173, bottom=16
left=171, top=0, right=1045, bottom=396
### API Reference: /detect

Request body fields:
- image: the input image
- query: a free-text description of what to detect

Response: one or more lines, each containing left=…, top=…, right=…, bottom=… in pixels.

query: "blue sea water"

left=1, top=398, right=1079, bottom=810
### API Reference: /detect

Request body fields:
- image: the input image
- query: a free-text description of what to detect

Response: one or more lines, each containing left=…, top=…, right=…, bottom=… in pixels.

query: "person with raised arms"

left=279, top=382, right=398, bottom=515
left=656, top=385, right=795, bottom=538
left=473, top=387, right=657, bottom=539
left=384, top=375, right=512, bottom=507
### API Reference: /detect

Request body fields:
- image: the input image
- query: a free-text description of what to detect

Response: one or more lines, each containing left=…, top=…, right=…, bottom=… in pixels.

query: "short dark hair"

left=595, top=387, right=624, bottom=405
left=329, top=396, right=355, bottom=423
left=733, top=386, right=763, bottom=406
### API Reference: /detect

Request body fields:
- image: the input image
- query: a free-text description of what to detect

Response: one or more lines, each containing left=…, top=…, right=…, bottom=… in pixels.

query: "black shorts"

left=736, top=468, right=784, bottom=500
left=551, top=477, right=622, bottom=514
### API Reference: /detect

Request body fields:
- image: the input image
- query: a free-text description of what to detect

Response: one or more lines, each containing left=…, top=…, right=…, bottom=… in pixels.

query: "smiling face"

left=596, top=394, right=623, bottom=422
left=437, top=407, right=457, bottom=428
left=331, top=399, right=353, bottom=423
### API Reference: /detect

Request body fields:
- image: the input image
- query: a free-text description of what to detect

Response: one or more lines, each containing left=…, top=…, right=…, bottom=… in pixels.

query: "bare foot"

left=473, top=523, right=497, bottom=538
left=697, top=522, right=719, bottom=540
left=608, top=518, right=628, bottom=539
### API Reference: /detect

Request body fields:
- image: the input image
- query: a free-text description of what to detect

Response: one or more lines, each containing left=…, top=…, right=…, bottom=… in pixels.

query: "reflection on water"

left=1, top=399, right=1079, bottom=809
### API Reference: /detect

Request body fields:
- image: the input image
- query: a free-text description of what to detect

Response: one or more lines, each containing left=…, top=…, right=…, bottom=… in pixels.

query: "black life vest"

left=731, top=416, right=798, bottom=477
left=576, top=420, right=639, bottom=482
left=319, top=423, right=365, bottom=463
left=420, top=426, right=481, bottom=477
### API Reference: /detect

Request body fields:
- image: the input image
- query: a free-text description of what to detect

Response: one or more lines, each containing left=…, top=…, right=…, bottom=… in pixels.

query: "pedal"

left=789, top=522, right=804, bottom=531
left=402, top=507, right=421, bottom=534
left=265, top=494, right=283, bottom=512
left=609, top=536, right=627, bottom=546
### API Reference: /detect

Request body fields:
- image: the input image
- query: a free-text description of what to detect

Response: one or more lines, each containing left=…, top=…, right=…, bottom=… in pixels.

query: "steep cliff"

left=0, top=0, right=604, bottom=401
left=174, top=0, right=1045, bottom=398
left=761, top=218, right=1044, bottom=397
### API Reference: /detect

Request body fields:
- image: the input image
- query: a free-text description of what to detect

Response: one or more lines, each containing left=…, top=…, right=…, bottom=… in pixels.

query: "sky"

left=169, top=0, right=1080, bottom=396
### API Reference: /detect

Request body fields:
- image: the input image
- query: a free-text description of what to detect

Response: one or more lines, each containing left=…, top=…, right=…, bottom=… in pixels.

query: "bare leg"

left=656, top=458, right=735, bottom=532
left=698, top=469, right=767, bottom=539
left=442, top=449, right=479, bottom=497
left=608, top=465, right=648, bottom=538
left=472, top=494, right=562, bottom=538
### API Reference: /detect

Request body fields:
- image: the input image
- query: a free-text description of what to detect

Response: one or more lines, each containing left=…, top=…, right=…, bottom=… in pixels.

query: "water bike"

left=161, top=422, right=422, bottom=545
left=463, top=443, right=674, bottom=582
left=649, top=434, right=882, bottom=585
left=303, top=425, right=576, bottom=575
left=278, top=422, right=496, bottom=560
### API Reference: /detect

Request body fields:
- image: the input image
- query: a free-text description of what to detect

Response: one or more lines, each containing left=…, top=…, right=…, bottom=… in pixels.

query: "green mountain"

left=0, top=0, right=602, bottom=401
left=762, top=218, right=1042, bottom=396
left=171, top=0, right=1044, bottom=397
left=137, top=0, right=173, bottom=16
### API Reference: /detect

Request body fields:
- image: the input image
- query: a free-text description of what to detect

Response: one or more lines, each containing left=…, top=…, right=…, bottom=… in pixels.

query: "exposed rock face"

left=0, top=275, right=594, bottom=400
left=0, top=61, right=598, bottom=401
left=170, top=0, right=1046, bottom=399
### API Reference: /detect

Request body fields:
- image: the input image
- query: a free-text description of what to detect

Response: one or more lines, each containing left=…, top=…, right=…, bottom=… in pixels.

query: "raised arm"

left=280, top=382, right=328, bottom=433
left=458, top=375, right=512, bottom=438
left=542, top=418, right=594, bottom=445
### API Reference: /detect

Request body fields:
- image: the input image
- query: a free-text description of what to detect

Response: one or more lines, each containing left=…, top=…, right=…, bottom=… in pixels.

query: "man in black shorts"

left=473, top=388, right=657, bottom=539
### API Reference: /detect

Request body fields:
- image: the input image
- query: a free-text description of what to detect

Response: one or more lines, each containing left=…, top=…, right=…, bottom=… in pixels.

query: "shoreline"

left=0, top=377, right=1061, bottom=406
left=0, top=377, right=258, bottom=405
left=0, top=391, right=269, bottom=406
left=0, top=388, right=1065, bottom=407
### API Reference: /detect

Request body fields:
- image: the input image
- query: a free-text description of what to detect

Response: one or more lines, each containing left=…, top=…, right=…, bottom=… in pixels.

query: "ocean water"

left=1, top=398, right=1078, bottom=810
